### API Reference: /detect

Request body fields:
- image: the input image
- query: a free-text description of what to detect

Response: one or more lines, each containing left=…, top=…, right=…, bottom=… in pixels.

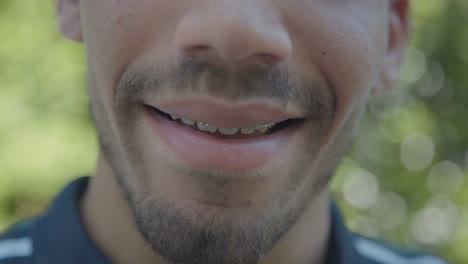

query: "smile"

left=153, top=107, right=304, bottom=138
left=143, top=99, right=306, bottom=171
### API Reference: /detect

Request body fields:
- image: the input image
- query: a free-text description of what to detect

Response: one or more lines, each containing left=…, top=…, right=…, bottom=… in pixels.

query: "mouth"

left=151, top=107, right=304, bottom=140
left=143, top=100, right=306, bottom=172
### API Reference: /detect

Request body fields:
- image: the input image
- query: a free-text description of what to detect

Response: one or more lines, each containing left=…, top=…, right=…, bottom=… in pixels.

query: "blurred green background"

left=1, top=0, right=467, bottom=263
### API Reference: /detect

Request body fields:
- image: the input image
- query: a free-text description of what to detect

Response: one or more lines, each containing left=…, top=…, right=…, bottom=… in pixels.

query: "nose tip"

left=174, top=6, right=292, bottom=67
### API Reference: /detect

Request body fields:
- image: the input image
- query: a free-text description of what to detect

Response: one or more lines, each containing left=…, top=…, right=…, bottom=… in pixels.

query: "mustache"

left=116, top=56, right=335, bottom=118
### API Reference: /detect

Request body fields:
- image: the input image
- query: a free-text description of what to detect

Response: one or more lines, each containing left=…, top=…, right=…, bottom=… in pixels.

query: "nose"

left=174, top=1, right=292, bottom=67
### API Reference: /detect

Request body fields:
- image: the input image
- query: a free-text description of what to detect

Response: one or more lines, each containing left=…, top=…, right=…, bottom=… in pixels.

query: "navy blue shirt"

left=0, top=177, right=448, bottom=264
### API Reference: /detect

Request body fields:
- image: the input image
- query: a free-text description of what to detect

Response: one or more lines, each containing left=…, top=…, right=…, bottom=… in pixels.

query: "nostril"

left=255, top=53, right=283, bottom=65
left=192, top=45, right=211, bottom=51
left=174, top=7, right=292, bottom=66
left=184, top=45, right=212, bottom=56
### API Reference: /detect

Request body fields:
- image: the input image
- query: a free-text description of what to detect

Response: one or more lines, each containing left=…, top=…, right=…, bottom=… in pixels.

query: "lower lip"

left=146, top=108, right=300, bottom=171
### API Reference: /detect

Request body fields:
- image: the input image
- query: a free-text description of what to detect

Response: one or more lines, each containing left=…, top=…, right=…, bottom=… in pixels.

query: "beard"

left=129, top=181, right=296, bottom=264
left=90, top=56, right=335, bottom=264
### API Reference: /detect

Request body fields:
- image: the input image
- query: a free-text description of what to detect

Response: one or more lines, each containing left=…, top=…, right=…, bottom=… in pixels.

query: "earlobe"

left=372, top=0, right=409, bottom=95
left=57, top=0, right=83, bottom=42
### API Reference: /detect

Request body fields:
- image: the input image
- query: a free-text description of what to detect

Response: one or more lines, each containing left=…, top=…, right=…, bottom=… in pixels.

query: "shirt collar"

left=33, top=177, right=111, bottom=264
left=326, top=202, right=363, bottom=264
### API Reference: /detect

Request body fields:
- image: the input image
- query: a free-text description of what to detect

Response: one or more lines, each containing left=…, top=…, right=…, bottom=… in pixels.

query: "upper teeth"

left=197, top=122, right=217, bottom=133
left=181, top=117, right=196, bottom=126
left=170, top=115, right=275, bottom=135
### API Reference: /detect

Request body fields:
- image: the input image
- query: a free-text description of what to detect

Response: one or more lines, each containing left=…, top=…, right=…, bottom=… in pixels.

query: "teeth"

left=196, top=122, right=208, bottom=131
left=168, top=112, right=277, bottom=136
left=256, top=123, right=275, bottom=133
left=196, top=122, right=217, bottom=133
left=256, top=126, right=268, bottom=133
left=218, top=127, right=239, bottom=135
left=181, top=118, right=196, bottom=126
left=240, top=126, right=256, bottom=135
left=205, top=124, right=217, bottom=133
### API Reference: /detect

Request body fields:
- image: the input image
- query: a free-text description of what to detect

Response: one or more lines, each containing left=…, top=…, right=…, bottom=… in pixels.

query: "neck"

left=81, top=153, right=331, bottom=264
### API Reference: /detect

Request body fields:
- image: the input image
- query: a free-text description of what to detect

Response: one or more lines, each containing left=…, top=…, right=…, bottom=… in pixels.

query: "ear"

left=372, top=0, right=410, bottom=95
left=57, top=0, right=83, bottom=42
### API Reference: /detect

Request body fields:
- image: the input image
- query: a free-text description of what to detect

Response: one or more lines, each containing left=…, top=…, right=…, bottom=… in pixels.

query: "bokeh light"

left=343, top=168, right=379, bottom=210
left=427, top=161, right=464, bottom=196
left=399, top=47, right=427, bottom=84
left=369, top=192, right=407, bottom=232
left=414, top=61, right=445, bottom=98
left=400, top=133, right=435, bottom=172
left=411, top=196, right=459, bottom=245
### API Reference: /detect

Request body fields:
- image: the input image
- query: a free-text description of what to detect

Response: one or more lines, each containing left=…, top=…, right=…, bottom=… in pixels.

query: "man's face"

left=59, top=1, right=406, bottom=263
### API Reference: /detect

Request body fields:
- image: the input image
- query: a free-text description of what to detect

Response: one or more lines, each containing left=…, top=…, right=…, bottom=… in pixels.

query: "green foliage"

left=0, top=0, right=467, bottom=263
left=0, top=1, right=96, bottom=229
left=331, top=1, right=468, bottom=262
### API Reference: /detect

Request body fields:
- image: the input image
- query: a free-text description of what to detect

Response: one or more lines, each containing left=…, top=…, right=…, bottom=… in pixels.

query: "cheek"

left=320, top=23, right=383, bottom=107
left=300, top=10, right=385, bottom=105
left=320, top=26, right=385, bottom=144
left=286, top=5, right=387, bottom=144
left=80, top=0, right=183, bottom=104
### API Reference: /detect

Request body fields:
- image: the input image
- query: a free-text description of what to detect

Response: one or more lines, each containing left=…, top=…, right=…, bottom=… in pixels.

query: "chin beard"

left=128, top=190, right=298, bottom=264
left=102, top=140, right=331, bottom=264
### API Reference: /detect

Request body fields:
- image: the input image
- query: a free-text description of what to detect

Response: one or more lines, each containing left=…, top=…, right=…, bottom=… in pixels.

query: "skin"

left=57, top=0, right=409, bottom=264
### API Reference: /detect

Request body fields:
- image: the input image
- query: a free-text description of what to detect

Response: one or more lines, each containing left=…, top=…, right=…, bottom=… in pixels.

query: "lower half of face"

left=89, top=64, right=370, bottom=264
left=82, top=1, right=389, bottom=263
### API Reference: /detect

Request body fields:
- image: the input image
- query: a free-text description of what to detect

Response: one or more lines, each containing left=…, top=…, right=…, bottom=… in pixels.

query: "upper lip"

left=147, top=98, right=303, bottom=128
